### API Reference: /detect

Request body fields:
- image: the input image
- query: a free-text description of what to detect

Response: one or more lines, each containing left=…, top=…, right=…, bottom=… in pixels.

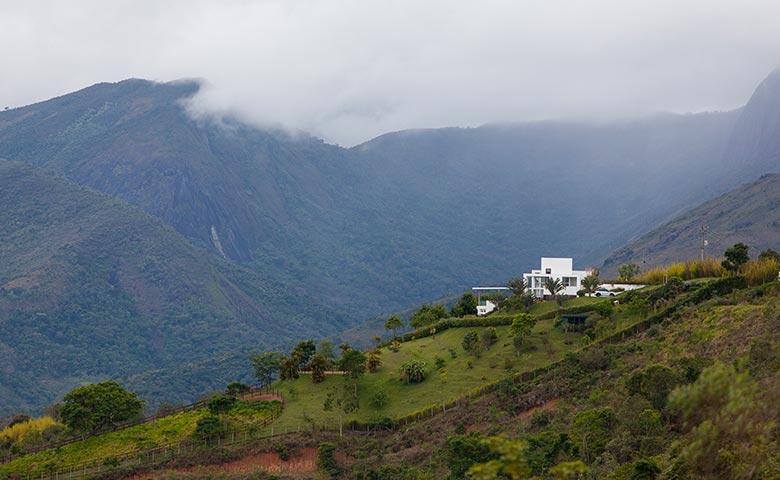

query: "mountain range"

left=1, top=69, right=779, bottom=413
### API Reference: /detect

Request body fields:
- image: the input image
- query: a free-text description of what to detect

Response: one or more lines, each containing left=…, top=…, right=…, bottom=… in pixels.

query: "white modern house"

left=523, top=257, right=592, bottom=299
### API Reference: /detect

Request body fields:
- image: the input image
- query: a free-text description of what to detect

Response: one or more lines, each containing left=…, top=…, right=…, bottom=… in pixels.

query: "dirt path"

left=123, top=447, right=317, bottom=479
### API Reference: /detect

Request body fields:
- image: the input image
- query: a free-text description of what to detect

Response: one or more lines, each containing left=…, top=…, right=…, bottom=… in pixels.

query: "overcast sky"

left=1, top=0, right=779, bottom=146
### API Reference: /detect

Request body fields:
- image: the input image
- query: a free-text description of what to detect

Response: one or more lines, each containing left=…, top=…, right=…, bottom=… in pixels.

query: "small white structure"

left=523, top=258, right=592, bottom=299
left=471, top=286, right=510, bottom=316
left=477, top=300, right=497, bottom=316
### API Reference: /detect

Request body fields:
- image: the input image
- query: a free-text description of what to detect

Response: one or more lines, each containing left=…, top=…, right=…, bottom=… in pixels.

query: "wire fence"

left=9, top=418, right=385, bottom=479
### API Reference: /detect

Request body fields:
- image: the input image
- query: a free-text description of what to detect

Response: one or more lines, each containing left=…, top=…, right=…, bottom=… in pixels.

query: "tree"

left=323, top=381, right=359, bottom=438
left=384, top=314, right=404, bottom=340
left=462, top=330, right=480, bottom=355
left=548, top=461, right=589, bottom=479
left=667, top=362, right=771, bottom=479
left=481, top=327, right=498, bottom=347
left=194, top=416, right=224, bottom=440
left=409, top=304, right=448, bottom=329
left=249, top=351, right=281, bottom=387
left=507, top=277, right=527, bottom=297
left=445, top=433, right=495, bottom=479
left=722, top=242, right=749, bottom=273
left=758, top=247, right=780, bottom=263
left=570, top=407, right=617, bottom=463
left=338, top=349, right=367, bottom=395
left=544, top=277, right=564, bottom=299
left=626, top=364, right=681, bottom=410
left=316, top=442, right=340, bottom=477
left=509, top=313, right=536, bottom=355
left=60, top=381, right=143, bottom=433
left=399, top=359, right=427, bottom=383
left=520, top=292, right=535, bottom=312
left=225, top=381, right=250, bottom=396
left=291, top=339, right=316, bottom=369
left=618, top=263, right=641, bottom=282
left=338, top=349, right=367, bottom=380
left=317, top=340, right=336, bottom=365
left=207, top=395, right=236, bottom=415
left=451, top=293, right=478, bottom=317
left=580, top=275, right=599, bottom=295
left=278, top=353, right=301, bottom=380
left=467, top=434, right=531, bottom=480
left=309, top=353, right=329, bottom=383
left=366, top=349, right=382, bottom=373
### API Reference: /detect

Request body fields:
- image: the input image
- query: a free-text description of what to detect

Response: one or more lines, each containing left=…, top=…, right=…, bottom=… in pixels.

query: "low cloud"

left=1, top=0, right=779, bottom=146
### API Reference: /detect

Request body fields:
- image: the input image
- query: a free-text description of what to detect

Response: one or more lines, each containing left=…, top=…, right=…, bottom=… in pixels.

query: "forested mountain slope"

left=0, top=79, right=742, bottom=324
left=0, top=160, right=337, bottom=414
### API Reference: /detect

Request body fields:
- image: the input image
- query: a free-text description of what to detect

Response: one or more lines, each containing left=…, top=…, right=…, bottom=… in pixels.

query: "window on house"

left=545, top=268, right=551, bottom=274
left=563, top=276, right=578, bottom=287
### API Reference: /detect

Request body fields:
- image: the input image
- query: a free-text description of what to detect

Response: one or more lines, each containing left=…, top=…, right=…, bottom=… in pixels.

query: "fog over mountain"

left=2, top=1, right=780, bottom=145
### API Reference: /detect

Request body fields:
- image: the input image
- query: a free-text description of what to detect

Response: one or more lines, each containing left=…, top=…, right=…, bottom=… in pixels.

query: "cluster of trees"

left=1, top=380, right=146, bottom=458
left=250, top=340, right=377, bottom=386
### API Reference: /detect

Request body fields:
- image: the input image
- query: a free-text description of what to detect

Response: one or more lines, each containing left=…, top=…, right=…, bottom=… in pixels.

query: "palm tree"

left=544, top=277, right=564, bottom=300
left=399, top=360, right=427, bottom=383
left=507, top=277, right=526, bottom=296
left=581, top=275, right=599, bottom=295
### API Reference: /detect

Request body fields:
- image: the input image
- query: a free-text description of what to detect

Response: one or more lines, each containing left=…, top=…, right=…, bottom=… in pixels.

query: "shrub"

left=399, top=360, right=427, bottom=384
left=462, top=330, right=480, bottom=354
left=275, top=444, right=290, bottom=461
left=225, top=381, right=250, bottom=396
left=445, top=433, right=495, bottom=478
left=626, top=364, right=681, bottom=410
left=434, top=355, right=446, bottom=370
left=207, top=395, right=236, bottom=415
left=194, top=416, right=224, bottom=440
left=366, top=350, right=382, bottom=373
left=0, top=416, right=61, bottom=451
left=481, top=327, right=498, bottom=347
left=317, top=442, right=339, bottom=477
left=371, top=389, right=388, bottom=409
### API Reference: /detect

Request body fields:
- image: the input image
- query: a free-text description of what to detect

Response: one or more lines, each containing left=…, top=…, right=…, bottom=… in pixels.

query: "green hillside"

left=3, top=276, right=780, bottom=479
left=0, top=160, right=335, bottom=414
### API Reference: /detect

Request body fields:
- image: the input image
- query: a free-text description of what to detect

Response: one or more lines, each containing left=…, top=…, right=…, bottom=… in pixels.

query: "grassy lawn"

left=265, top=318, right=586, bottom=433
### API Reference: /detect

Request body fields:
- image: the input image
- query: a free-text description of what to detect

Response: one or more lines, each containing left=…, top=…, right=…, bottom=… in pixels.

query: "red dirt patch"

left=519, top=398, right=560, bottom=418
left=123, top=447, right=317, bottom=479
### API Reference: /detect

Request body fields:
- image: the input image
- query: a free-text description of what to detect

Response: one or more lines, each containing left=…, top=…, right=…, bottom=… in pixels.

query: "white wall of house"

left=523, top=257, right=592, bottom=298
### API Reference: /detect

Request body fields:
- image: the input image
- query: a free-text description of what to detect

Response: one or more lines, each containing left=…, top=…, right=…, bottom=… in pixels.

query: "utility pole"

left=700, top=225, right=708, bottom=261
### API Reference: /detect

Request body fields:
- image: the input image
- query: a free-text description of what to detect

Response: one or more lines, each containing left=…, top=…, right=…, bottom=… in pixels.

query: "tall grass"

left=744, top=260, right=780, bottom=287
left=0, top=416, right=61, bottom=448
left=636, top=258, right=725, bottom=284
